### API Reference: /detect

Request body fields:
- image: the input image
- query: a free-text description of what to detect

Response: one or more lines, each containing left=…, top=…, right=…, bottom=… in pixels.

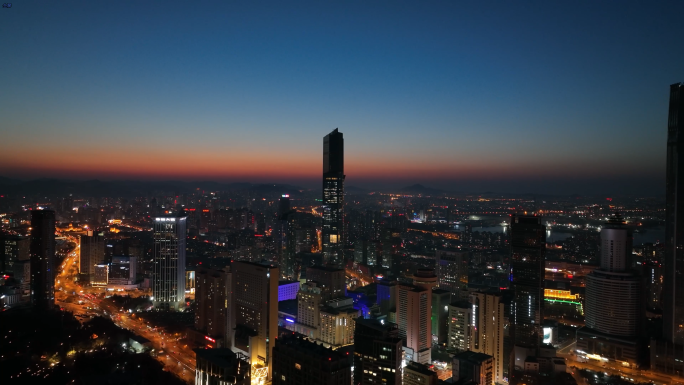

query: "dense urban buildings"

left=29, top=209, right=56, bottom=309
left=322, top=128, right=345, bottom=267
left=152, top=213, right=188, bottom=311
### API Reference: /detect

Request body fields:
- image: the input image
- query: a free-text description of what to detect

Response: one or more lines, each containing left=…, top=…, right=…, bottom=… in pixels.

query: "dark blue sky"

left=1, top=1, right=682, bottom=195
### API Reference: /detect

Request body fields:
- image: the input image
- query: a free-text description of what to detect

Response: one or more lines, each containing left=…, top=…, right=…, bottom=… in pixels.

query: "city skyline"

left=2, top=1, right=684, bottom=195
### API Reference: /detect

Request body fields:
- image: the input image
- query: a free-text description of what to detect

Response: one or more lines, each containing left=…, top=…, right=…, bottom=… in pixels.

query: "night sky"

left=1, top=0, right=683, bottom=195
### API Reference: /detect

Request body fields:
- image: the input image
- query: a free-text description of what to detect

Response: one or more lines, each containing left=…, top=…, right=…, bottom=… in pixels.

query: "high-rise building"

left=397, top=282, right=432, bottom=364
left=306, top=265, right=345, bottom=301
left=353, top=318, right=403, bottom=385
left=432, top=288, right=451, bottom=345
left=663, top=82, right=684, bottom=344
left=448, top=300, right=472, bottom=352
left=403, top=362, right=439, bottom=385
left=272, top=334, right=352, bottom=385
left=79, top=230, right=105, bottom=282
left=322, top=128, right=345, bottom=267
left=578, top=214, right=642, bottom=367
left=319, top=305, right=358, bottom=347
left=377, top=278, right=397, bottom=315
left=1, top=234, right=29, bottom=275
left=152, top=213, right=187, bottom=311
left=195, top=267, right=230, bottom=346
left=231, top=261, right=279, bottom=381
left=452, top=351, right=494, bottom=385
left=509, top=215, right=545, bottom=370
left=29, top=209, right=56, bottom=310
left=436, top=249, right=469, bottom=294
left=469, top=291, right=506, bottom=384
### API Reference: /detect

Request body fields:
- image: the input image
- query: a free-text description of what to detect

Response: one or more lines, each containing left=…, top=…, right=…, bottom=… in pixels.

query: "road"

left=54, top=233, right=195, bottom=384
left=559, top=340, right=684, bottom=385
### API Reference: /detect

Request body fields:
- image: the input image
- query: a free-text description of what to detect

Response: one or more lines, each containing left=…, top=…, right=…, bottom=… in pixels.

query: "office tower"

left=194, top=348, right=251, bottom=385
left=578, top=214, right=642, bottom=367
left=152, top=213, right=187, bottom=311
left=276, top=195, right=293, bottom=279
left=272, top=334, right=352, bottom=385
left=322, top=128, right=345, bottom=267
left=432, top=288, right=451, bottom=345
left=509, top=215, right=545, bottom=369
left=29, top=209, right=55, bottom=309
left=435, top=249, right=469, bottom=294
left=469, top=291, right=506, bottom=384
left=448, top=300, right=472, bottom=352
left=664, top=82, right=684, bottom=343
left=353, top=318, right=403, bottom=385
left=109, top=255, right=137, bottom=286
left=397, top=282, right=432, bottom=364
left=306, top=265, right=345, bottom=301
left=403, top=362, right=439, bottom=385
left=79, top=230, right=105, bottom=282
left=195, top=267, right=230, bottom=346
left=452, top=351, right=494, bottom=385
left=1, top=234, right=29, bottom=275
left=231, top=261, right=279, bottom=381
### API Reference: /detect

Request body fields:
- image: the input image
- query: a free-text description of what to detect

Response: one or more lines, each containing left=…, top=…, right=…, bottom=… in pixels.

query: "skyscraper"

left=397, top=282, right=432, bottom=364
left=469, top=291, right=506, bottom=384
left=79, top=230, right=105, bottom=283
left=231, top=261, right=279, bottom=382
left=152, top=213, right=187, bottom=311
left=664, top=82, right=684, bottom=344
left=30, top=209, right=55, bottom=310
left=195, top=267, right=230, bottom=347
left=509, top=215, right=545, bottom=371
left=322, top=128, right=345, bottom=267
left=578, top=214, right=642, bottom=367
left=651, top=83, right=684, bottom=374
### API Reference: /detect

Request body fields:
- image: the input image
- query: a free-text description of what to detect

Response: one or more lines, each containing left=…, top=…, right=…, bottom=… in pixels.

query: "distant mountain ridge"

left=0, top=177, right=303, bottom=198
left=398, top=184, right=445, bottom=195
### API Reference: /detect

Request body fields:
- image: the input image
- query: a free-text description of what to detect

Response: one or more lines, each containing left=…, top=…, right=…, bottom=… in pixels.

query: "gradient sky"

left=1, top=1, right=683, bottom=195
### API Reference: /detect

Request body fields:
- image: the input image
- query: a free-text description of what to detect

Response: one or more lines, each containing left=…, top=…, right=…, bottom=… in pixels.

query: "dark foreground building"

left=353, top=318, right=403, bottom=385
left=271, top=333, right=351, bottom=385
left=194, top=348, right=251, bottom=385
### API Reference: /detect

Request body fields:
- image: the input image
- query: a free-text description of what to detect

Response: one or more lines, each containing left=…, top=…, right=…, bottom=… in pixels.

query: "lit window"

left=295, top=363, right=301, bottom=370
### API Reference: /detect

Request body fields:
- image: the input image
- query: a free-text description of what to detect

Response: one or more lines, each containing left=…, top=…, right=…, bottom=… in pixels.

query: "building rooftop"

left=279, top=280, right=299, bottom=285
left=450, top=300, right=472, bottom=309
left=278, top=299, right=298, bottom=316
left=275, top=334, right=348, bottom=362
left=433, top=288, right=450, bottom=295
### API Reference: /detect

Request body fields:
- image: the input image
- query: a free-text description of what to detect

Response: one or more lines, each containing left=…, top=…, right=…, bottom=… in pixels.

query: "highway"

left=559, top=341, right=684, bottom=385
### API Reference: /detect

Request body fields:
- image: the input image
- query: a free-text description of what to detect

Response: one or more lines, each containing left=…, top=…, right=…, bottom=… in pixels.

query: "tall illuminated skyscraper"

left=652, top=82, right=684, bottom=374
left=664, top=82, right=684, bottom=344
left=322, top=128, right=345, bottom=267
left=30, top=209, right=55, bottom=310
left=152, top=213, right=187, bottom=311
left=509, top=215, right=545, bottom=372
